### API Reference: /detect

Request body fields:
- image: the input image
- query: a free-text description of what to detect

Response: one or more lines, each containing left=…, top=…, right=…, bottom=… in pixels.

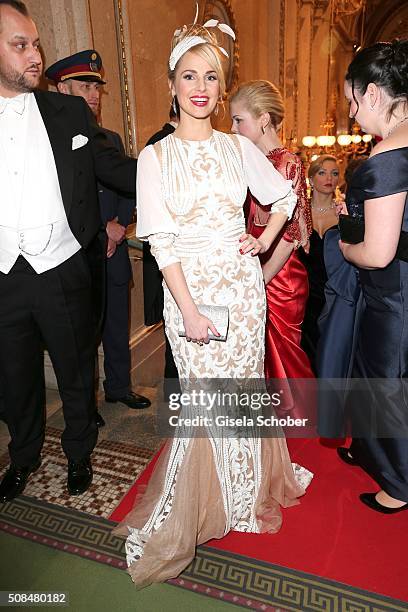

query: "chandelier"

left=302, top=120, right=373, bottom=161
left=336, top=122, right=373, bottom=152
left=299, top=0, right=370, bottom=163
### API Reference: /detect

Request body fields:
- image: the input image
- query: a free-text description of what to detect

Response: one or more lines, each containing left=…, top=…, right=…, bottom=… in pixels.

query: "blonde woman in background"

left=299, top=155, right=340, bottom=372
left=230, top=80, right=314, bottom=383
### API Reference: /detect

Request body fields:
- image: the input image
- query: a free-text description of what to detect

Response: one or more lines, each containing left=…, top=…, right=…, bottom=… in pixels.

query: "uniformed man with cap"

left=45, top=50, right=105, bottom=115
left=46, top=50, right=151, bottom=420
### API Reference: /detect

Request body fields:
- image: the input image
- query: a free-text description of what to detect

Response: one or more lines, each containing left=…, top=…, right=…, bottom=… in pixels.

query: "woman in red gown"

left=230, top=80, right=314, bottom=381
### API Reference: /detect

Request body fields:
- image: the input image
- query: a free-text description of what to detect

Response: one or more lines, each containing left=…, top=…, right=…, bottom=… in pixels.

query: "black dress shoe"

left=0, top=459, right=41, bottom=503
left=105, top=391, right=151, bottom=410
left=67, top=458, right=93, bottom=496
left=360, top=492, right=408, bottom=514
left=95, top=411, right=105, bottom=427
left=337, top=447, right=359, bottom=466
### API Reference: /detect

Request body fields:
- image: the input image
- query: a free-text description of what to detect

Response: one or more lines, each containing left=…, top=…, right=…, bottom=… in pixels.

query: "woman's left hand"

left=239, top=233, right=267, bottom=256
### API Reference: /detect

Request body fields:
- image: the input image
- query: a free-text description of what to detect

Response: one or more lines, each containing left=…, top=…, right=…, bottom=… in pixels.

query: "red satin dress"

left=246, top=148, right=314, bottom=381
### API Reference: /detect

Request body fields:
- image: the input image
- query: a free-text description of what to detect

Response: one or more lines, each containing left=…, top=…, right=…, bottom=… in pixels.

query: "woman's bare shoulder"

left=369, top=128, right=408, bottom=159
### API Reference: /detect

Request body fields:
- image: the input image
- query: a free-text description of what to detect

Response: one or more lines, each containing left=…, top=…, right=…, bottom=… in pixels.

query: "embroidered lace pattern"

left=249, top=148, right=312, bottom=248
left=121, top=132, right=313, bottom=582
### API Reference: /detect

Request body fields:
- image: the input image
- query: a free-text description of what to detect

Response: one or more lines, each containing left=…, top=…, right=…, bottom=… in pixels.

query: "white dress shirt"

left=0, top=92, right=81, bottom=274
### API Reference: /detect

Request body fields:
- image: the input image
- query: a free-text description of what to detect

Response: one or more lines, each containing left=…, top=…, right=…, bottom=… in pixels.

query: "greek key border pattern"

left=182, top=547, right=408, bottom=612
left=0, top=496, right=125, bottom=565
left=1, top=497, right=407, bottom=611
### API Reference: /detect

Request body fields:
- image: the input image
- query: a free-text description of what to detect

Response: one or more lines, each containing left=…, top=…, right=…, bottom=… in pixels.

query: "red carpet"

left=110, top=447, right=163, bottom=522
left=110, top=438, right=408, bottom=603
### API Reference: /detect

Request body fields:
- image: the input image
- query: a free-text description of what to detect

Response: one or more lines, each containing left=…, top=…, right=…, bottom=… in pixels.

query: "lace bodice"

left=246, top=147, right=311, bottom=249
left=136, top=131, right=297, bottom=269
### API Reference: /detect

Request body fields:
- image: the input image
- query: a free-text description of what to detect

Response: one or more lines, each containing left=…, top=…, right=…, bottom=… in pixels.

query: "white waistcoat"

left=0, top=93, right=80, bottom=274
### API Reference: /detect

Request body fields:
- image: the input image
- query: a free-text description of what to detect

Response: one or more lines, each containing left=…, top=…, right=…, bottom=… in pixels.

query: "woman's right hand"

left=183, top=312, right=220, bottom=344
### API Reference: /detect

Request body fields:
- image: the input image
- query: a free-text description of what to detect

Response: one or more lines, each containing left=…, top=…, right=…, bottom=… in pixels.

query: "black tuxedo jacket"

left=34, top=90, right=136, bottom=249
left=143, top=123, right=176, bottom=325
left=34, top=89, right=136, bottom=325
left=97, top=127, right=134, bottom=285
left=145, top=122, right=176, bottom=147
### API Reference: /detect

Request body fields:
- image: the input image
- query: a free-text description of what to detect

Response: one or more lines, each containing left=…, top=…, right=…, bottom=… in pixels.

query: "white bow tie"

left=0, top=95, right=27, bottom=115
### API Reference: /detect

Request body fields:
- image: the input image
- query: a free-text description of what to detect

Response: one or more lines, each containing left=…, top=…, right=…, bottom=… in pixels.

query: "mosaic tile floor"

left=0, top=427, right=159, bottom=518
left=47, top=387, right=160, bottom=451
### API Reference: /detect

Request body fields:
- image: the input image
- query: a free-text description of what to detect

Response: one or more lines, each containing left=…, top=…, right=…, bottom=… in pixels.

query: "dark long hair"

left=345, top=40, right=408, bottom=120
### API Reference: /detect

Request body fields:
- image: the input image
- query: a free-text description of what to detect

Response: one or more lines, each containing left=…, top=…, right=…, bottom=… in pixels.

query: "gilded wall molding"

left=370, top=3, right=408, bottom=42
left=307, top=1, right=314, bottom=133
left=362, top=0, right=405, bottom=44
left=203, top=0, right=239, bottom=96
left=313, top=0, right=331, bottom=26
left=314, top=0, right=331, bottom=9
left=279, top=0, right=286, bottom=91
left=114, top=0, right=137, bottom=156
left=293, top=0, right=300, bottom=138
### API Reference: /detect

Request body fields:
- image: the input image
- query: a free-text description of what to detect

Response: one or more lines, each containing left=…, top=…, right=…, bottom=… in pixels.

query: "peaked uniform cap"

left=45, top=50, right=106, bottom=84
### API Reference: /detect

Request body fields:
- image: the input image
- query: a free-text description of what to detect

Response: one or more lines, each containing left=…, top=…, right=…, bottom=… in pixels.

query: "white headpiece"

left=169, top=3, right=236, bottom=71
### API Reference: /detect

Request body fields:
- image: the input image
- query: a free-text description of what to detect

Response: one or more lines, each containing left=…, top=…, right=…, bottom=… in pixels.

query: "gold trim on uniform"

left=60, top=71, right=103, bottom=81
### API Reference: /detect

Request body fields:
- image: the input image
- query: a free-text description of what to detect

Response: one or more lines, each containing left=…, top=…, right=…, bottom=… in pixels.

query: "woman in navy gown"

left=299, top=155, right=340, bottom=373
left=338, top=39, right=408, bottom=513
left=316, top=159, right=366, bottom=437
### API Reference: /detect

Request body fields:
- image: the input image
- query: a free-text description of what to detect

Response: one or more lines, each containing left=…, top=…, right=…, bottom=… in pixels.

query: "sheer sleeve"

left=237, top=135, right=297, bottom=219
left=279, top=153, right=312, bottom=247
left=136, top=145, right=180, bottom=270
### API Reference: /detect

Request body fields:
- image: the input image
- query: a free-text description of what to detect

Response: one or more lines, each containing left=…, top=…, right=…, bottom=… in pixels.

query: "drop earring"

left=214, top=96, right=223, bottom=117
left=172, top=96, right=177, bottom=115
left=261, top=125, right=265, bottom=135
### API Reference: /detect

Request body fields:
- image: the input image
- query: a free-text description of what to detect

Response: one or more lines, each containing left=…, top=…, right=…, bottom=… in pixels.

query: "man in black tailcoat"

left=0, top=0, right=137, bottom=502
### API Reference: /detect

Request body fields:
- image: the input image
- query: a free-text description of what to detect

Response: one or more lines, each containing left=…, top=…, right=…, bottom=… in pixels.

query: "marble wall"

left=26, top=0, right=92, bottom=64
left=26, top=0, right=126, bottom=141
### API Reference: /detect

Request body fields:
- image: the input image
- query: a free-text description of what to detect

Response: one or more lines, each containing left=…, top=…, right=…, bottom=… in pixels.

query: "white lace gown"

left=114, top=131, right=312, bottom=587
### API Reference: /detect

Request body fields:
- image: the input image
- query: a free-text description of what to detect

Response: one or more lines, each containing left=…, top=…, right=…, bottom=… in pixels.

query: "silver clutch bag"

left=178, top=304, right=229, bottom=342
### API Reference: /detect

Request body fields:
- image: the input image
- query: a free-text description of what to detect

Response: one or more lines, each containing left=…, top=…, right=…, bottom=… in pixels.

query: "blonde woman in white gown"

left=114, top=21, right=312, bottom=587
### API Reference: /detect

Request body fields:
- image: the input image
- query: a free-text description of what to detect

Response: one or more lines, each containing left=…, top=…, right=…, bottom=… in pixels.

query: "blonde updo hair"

left=230, top=80, right=285, bottom=129
left=168, top=24, right=226, bottom=98
left=308, top=154, right=338, bottom=180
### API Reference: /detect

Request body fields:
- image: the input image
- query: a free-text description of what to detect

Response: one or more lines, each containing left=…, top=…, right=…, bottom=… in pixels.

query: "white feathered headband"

left=169, top=3, right=236, bottom=71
